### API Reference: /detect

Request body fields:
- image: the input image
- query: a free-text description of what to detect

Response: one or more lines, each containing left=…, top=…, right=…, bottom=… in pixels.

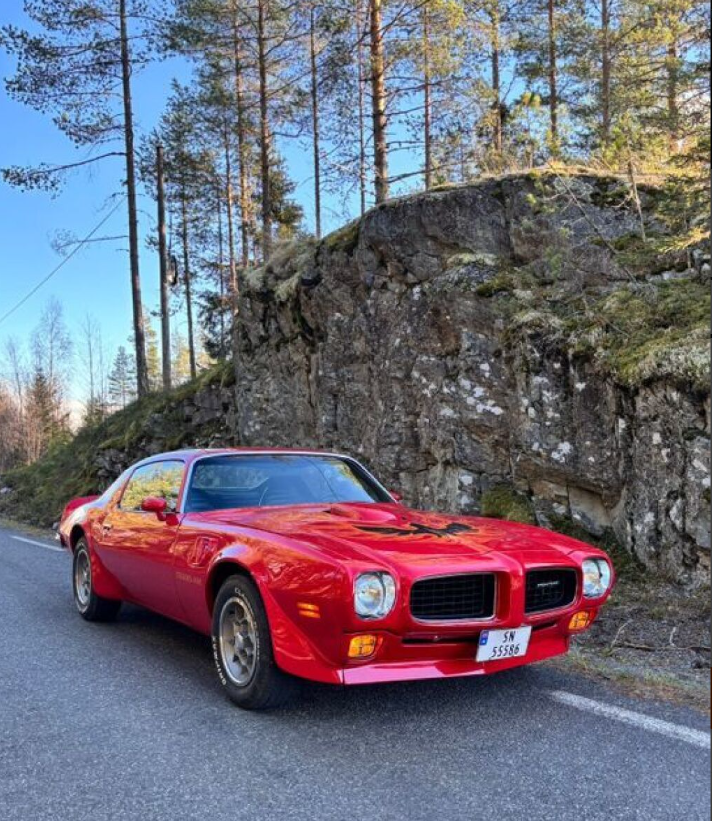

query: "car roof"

left=133, top=447, right=345, bottom=468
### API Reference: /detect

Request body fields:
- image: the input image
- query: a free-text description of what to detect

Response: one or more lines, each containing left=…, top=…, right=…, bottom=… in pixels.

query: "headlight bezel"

left=582, top=557, right=612, bottom=599
left=353, top=571, right=397, bottom=619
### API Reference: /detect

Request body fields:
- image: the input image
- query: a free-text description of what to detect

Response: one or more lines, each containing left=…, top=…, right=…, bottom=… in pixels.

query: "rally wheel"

left=72, top=538, right=121, bottom=622
left=212, top=574, right=300, bottom=710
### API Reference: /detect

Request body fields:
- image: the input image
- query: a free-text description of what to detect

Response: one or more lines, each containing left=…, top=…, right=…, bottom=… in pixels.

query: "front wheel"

left=72, top=539, right=121, bottom=622
left=212, top=575, right=300, bottom=710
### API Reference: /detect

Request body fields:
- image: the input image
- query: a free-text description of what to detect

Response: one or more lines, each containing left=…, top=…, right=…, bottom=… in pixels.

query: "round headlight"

left=354, top=572, right=396, bottom=619
left=582, top=558, right=612, bottom=599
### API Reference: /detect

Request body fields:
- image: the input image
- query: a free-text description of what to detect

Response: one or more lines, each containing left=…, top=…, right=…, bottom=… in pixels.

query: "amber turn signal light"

left=297, top=602, right=321, bottom=619
left=568, top=611, right=593, bottom=632
left=348, top=634, right=380, bottom=659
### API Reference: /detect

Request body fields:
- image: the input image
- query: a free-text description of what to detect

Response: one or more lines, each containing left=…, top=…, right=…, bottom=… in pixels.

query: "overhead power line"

left=0, top=196, right=127, bottom=328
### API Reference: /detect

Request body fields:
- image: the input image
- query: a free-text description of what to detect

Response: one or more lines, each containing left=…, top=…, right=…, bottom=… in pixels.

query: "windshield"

left=184, top=454, right=391, bottom=512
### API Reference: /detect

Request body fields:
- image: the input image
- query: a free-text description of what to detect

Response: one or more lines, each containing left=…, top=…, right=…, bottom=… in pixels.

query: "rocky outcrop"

left=236, top=172, right=710, bottom=584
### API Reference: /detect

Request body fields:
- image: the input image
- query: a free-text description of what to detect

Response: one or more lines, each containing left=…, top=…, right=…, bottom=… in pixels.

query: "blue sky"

left=0, top=0, right=417, bottom=406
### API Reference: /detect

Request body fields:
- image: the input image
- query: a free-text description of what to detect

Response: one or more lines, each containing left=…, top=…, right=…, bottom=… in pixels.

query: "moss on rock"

left=565, top=278, right=710, bottom=391
left=480, top=485, right=536, bottom=525
left=321, top=220, right=360, bottom=255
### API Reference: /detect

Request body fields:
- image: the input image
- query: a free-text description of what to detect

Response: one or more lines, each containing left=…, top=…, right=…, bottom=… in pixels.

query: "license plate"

left=476, top=626, right=532, bottom=662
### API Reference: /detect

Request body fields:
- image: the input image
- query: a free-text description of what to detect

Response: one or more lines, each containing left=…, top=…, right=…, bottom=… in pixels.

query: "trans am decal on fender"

left=58, top=448, right=615, bottom=710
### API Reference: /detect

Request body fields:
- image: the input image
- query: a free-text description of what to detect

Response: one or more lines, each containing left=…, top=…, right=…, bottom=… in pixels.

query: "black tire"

left=72, top=538, right=122, bottom=622
left=211, top=574, right=300, bottom=710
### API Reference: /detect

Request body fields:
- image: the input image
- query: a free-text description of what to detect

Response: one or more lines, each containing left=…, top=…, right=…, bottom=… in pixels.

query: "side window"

left=120, top=461, right=184, bottom=512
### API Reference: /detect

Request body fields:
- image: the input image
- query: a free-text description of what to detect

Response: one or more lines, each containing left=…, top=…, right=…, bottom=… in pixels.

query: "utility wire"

left=0, top=196, right=126, bottom=328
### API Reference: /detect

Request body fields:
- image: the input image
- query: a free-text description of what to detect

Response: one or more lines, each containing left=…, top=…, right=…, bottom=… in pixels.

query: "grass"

left=474, top=271, right=517, bottom=297
left=549, top=649, right=710, bottom=714
left=0, top=516, right=56, bottom=540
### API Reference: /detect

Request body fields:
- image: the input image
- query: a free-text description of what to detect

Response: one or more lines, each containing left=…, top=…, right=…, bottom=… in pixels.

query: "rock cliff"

left=236, top=172, right=710, bottom=583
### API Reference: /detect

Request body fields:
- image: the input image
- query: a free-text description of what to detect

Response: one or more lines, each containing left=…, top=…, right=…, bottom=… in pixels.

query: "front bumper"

left=339, top=618, right=573, bottom=684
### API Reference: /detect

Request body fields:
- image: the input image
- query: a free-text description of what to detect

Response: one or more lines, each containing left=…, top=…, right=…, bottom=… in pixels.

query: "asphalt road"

left=0, top=524, right=709, bottom=821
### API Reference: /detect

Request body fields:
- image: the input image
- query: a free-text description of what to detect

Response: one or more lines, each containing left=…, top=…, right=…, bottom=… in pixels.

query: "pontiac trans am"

left=58, top=449, right=614, bottom=709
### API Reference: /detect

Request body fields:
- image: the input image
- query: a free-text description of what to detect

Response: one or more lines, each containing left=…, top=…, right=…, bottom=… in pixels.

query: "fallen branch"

left=612, top=641, right=711, bottom=654
left=608, top=619, right=632, bottom=654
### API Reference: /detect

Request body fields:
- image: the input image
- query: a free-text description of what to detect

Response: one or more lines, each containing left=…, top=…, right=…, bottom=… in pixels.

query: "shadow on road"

left=106, top=602, right=541, bottom=722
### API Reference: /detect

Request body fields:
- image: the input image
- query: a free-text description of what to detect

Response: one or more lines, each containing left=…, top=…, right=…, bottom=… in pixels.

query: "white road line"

left=9, top=535, right=65, bottom=553
left=550, top=690, right=711, bottom=750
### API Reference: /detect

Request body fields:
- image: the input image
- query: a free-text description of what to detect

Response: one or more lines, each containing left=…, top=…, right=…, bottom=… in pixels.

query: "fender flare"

left=206, top=550, right=343, bottom=685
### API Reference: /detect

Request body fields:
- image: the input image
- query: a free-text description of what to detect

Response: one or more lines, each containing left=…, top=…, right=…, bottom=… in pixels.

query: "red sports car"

left=58, top=448, right=614, bottom=709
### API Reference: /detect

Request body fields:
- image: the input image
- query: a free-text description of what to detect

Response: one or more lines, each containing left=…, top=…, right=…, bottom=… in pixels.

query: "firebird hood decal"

left=356, top=522, right=475, bottom=539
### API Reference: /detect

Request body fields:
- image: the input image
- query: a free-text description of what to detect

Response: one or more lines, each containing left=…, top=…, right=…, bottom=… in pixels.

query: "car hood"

left=188, top=502, right=593, bottom=570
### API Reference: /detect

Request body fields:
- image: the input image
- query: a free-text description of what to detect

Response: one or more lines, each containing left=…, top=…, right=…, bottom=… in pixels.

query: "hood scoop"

left=326, top=503, right=402, bottom=524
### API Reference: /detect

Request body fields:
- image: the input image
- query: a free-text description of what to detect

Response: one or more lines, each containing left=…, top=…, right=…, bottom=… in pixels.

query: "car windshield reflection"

left=184, top=454, right=390, bottom=512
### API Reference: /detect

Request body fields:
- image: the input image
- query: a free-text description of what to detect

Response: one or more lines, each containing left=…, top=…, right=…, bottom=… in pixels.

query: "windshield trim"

left=177, top=452, right=395, bottom=514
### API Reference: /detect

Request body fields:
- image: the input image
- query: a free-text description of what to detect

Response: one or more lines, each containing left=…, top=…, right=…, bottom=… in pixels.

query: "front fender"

left=206, top=545, right=346, bottom=685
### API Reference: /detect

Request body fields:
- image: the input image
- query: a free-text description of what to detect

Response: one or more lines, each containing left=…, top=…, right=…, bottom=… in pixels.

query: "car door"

left=97, top=459, right=185, bottom=619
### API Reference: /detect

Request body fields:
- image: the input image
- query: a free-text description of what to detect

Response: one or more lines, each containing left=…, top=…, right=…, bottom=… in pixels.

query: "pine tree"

left=514, top=0, right=589, bottom=157
left=25, top=369, right=70, bottom=460
left=169, top=0, right=304, bottom=260
left=108, top=347, right=137, bottom=410
left=144, top=316, right=162, bottom=391
left=171, top=331, right=194, bottom=384
left=399, top=0, right=468, bottom=187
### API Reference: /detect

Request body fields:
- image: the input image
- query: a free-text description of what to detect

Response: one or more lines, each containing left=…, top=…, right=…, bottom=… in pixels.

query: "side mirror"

left=141, top=496, right=168, bottom=520
left=390, top=490, right=403, bottom=503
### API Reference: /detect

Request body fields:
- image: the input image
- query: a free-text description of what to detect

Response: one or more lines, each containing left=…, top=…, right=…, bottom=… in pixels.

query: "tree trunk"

left=627, top=150, right=646, bottom=242
left=667, top=39, right=680, bottom=152
left=356, top=0, right=367, bottom=214
left=181, top=188, right=197, bottom=380
left=369, top=0, right=389, bottom=203
left=224, top=128, right=239, bottom=369
left=119, top=0, right=148, bottom=397
left=156, top=143, right=171, bottom=392
left=216, top=182, right=227, bottom=360
left=422, top=4, right=432, bottom=189
left=231, top=1, right=251, bottom=268
left=257, top=0, right=273, bottom=260
left=601, top=0, right=611, bottom=146
left=310, top=2, right=322, bottom=237
left=547, top=0, right=559, bottom=154
left=491, top=2, right=503, bottom=156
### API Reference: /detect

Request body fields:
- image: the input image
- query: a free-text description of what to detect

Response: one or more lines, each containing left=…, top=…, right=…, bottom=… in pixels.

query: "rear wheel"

left=212, top=575, right=300, bottom=710
left=72, top=538, right=121, bottom=622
